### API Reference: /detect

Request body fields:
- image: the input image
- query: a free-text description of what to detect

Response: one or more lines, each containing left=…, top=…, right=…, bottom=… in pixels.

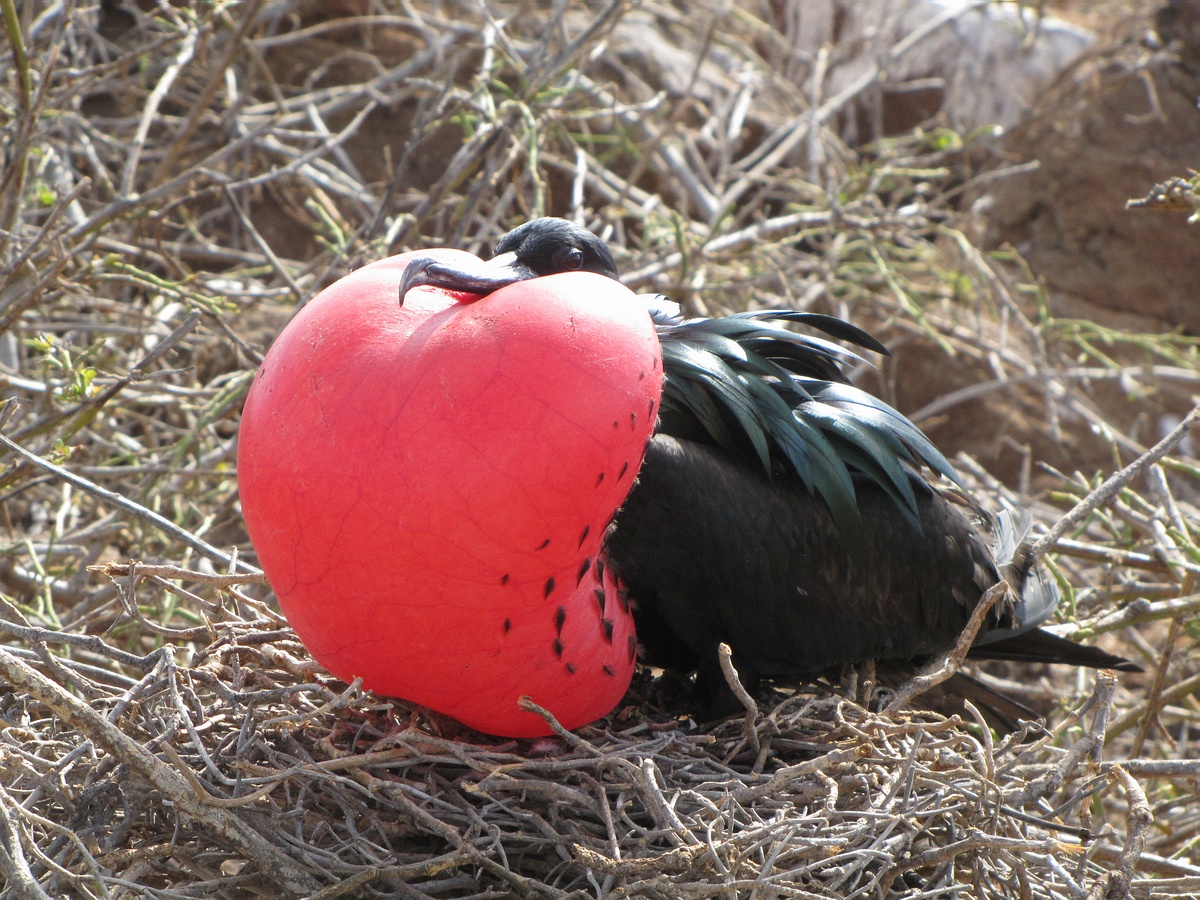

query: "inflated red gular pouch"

left=238, top=250, right=662, bottom=737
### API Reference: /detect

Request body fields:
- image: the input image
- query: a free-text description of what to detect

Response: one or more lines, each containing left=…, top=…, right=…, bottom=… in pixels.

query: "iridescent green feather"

left=653, top=307, right=961, bottom=540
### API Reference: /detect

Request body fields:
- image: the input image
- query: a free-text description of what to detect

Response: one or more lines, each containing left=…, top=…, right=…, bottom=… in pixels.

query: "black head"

left=399, top=217, right=619, bottom=305
left=492, top=218, right=619, bottom=280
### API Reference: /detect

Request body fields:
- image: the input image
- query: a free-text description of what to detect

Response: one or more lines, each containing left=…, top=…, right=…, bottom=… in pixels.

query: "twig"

left=301, top=852, right=477, bottom=900
left=572, top=842, right=707, bottom=877
left=1088, top=765, right=1151, bottom=900
left=0, top=425, right=259, bottom=574
left=1055, top=593, right=1200, bottom=640
left=0, top=783, right=55, bottom=900
left=89, top=561, right=268, bottom=588
left=0, top=614, right=166, bottom=671
left=731, top=745, right=870, bottom=804
left=1108, top=670, right=1200, bottom=738
left=0, top=0, right=31, bottom=110
left=1130, top=615, right=1182, bottom=758
left=517, top=695, right=602, bottom=755
left=632, top=756, right=701, bottom=848
left=717, top=642, right=760, bottom=755
left=1107, top=759, right=1200, bottom=778
left=0, top=646, right=320, bottom=896
left=1007, top=672, right=1117, bottom=806
left=160, top=742, right=285, bottom=809
left=1027, top=405, right=1200, bottom=565
left=120, top=18, right=199, bottom=197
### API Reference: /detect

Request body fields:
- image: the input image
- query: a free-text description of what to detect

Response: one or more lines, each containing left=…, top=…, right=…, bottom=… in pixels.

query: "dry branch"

left=0, top=647, right=319, bottom=896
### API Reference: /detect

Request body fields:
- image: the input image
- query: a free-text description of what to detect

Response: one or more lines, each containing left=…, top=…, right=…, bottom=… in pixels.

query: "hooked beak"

left=398, top=251, right=532, bottom=306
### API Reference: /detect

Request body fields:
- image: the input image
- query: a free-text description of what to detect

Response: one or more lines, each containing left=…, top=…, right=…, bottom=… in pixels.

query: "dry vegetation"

left=2, top=1, right=1200, bottom=897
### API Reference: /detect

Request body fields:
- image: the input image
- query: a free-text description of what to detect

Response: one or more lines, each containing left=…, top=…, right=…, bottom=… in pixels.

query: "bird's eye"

left=556, top=247, right=584, bottom=271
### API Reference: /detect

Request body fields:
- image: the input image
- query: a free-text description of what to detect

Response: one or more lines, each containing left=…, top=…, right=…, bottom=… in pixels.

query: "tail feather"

left=969, top=627, right=1143, bottom=672
left=940, top=672, right=1040, bottom=734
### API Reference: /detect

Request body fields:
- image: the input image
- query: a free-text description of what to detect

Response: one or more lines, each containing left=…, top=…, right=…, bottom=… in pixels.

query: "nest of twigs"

left=0, top=573, right=1160, bottom=898
left=2, top=1, right=1200, bottom=897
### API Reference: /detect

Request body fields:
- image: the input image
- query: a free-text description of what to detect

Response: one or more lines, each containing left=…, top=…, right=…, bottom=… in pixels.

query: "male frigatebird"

left=398, top=218, right=1139, bottom=711
left=240, top=218, right=1136, bottom=738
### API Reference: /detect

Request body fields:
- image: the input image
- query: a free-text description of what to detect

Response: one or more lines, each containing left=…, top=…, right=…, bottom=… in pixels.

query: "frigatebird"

left=398, top=217, right=1139, bottom=714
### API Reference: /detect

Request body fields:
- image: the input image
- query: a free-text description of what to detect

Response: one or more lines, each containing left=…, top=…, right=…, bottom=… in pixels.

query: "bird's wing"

left=652, top=308, right=960, bottom=542
left=608, top=434, right=1005, bottom=676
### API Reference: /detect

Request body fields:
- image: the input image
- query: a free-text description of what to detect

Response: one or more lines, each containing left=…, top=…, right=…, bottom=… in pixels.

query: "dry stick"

left=887, top=833, right=1085, bottom=888
left=262, top=677, right=364, bottom=728
left=0, top=0, right=31, bottom=110
left=1051, top=538, right=1170, bottom=573
left=1130, top=614, right=1182, bottom=759
left=0, top=0, right=38, bottom=253
left=1088, top=766, right=1152, bottom=900
left=6, top=782, right=112, bottom=895
left=572, top=843, right=706, bottom=878
left=717, top=642, right=760, bottom=755
left=222, top=184, right=303, bottom=302
left=10, top=309, right=202, bottom=445
left=0, top=615, right=162, bottom=671
left=0, top=429, right=259, bottom=574
left=579, top=771, right=622, bottom=863
left=0, top=784, right=55, bottom=900
left=623, top=209, right=835, bottom=287
left=1132, top=470, right=1197, bottom=757
left=634, top=756, right=701, bottom=849
left=520, top=0, right=626, bottom=101
left=1125, top=876, right=1200, bottom=898
left=393, top=8, right=626, bottom=250
left=901, top=305, right=1156, bottom=458
left=1027, top=404, right=1200, bottom=566
left=348, top=767, right=559, bottom=898
left=1007, top=672, right=1117, bottom=808
left=519, top=697, right=698, bottom=850
left=1060, top=593, right=1200, bottom=640
left=882, top=580, right=1009, bottom=718
left=120, top=19, right=199, bottom=197
left=1148, top=462, right=1193, bottom=539
left=962, top=698, right=996, bottom=783
left=1090, top=848, right=1200, bottom=881
left=731, top=745, right=870, bottom=805
left=152, top=0, right=266, bottom=186
left=1109, top=759, right=1200, bottom=778
left=65, top=115, right=317, bottom=245
left=0, top=647, right=321, bottom=896
left=238, top=25, right=468, bottom=124
left=160, top=742, right=284, bottom=809
left=909, top=366, right=1200, bottom=428
left=1108, top=670, right=1200, bottom=738
left=517, top=696, right=603, bottom=756
left=647, top=2, right=726, bottom=223
left=5, top=175, right=92, bottom=280
left=387, top=119, right=508, bottom=251
left=90, top=561, right=267, bottom=588
left=301, top=851, right=479, bottom=900
left=723, top=0, right=985, bottom=219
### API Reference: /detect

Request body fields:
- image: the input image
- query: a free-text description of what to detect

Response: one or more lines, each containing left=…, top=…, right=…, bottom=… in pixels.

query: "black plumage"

left=399, top=218, right=1140, bottom=717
